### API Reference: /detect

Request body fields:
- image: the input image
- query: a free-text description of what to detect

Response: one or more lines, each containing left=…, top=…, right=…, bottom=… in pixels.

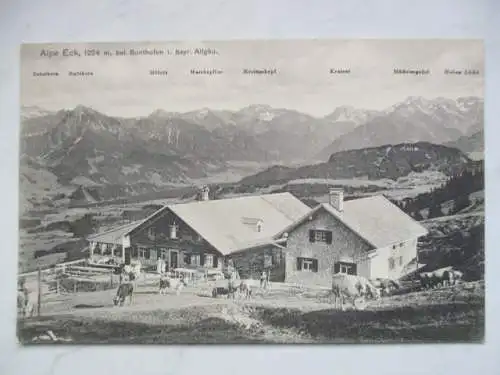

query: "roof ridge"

left=260, top=193, right=303, bottom=222
left=87, top=219, right=144, bottom=240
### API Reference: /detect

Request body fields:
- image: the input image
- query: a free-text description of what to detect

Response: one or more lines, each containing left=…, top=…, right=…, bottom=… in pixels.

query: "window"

left=302, top=259, right=314, bottom=271
left=272, top=249, right=282, bottom=265
left=296, top=257, right=318, bottom=272
left=139, top=247, right=149, bottom=259
left=398, top=255, right=403, bottom=266
left=309, top=230, right=332, bottom=244
left=334, top=261, right=357, bottom=275
left=169, top=224, right=178, bottom=239
left=389, top=257, right=395, bottom=270
left=191, top=254, right=200, bottom=266
left=399, top=242, right=404, bottom=247
left=392, top=245, right=396, bottom=250
left=102, top=243, right=111, bottom=255
left=148, top=227, right=156, bottom=240
left=340, top=264, right=352, bottom=274
left=205, top=254, right=213, bottom=268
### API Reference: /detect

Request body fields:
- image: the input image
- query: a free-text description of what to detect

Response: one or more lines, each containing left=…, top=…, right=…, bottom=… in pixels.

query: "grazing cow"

left=158, top=276, right=187, bottom=296
left=227, top=278, right=240, bottom=299
left=239, top=280, right=253, bottom=299
left=113, top=283, right=134, bottom=306
left=331, top=274, right=381, bottom=311
left=419, top=267, right=454, bottom=290
left=371, top=278, right=401, bottom=296
left=212, top=287, right=229, bottom=298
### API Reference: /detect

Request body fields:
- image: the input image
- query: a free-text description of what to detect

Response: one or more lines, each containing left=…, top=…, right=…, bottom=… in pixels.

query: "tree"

left=413, top=210, right=424, bottom=221
left=428, top=203, right=444, bottom=219
left=452, top=194, right=471, bottom=214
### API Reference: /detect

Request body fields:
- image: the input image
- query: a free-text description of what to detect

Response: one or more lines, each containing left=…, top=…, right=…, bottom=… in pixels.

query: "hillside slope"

left=240, top=142, right=472, bottom=186
left=444, top=130, right=484, bottom=155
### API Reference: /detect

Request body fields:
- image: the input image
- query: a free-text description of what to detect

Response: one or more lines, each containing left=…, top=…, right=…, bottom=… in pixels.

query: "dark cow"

left=419, top=267, right=454, bottom=290
left=159, top=276, right=187, bottom=295
left=212, top=287, right=229, bottom=298
left=212, top=284, right=240, bottom=299
left=418, top=272, right=433, bottom=289
left=113, top=283, right=134, bottom=306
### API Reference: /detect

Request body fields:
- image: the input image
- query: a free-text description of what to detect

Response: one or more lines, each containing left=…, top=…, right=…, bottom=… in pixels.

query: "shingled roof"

left=87, top=192, right=311, bottom=254
left=275, top=195, right=428, bottom=249
left=87, top=220, right=145, bottom=245
left=87, top=193, right=426, bottom=254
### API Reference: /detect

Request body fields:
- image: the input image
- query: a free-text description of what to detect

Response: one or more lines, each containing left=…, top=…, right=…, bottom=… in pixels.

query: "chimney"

left=256, top=220, right=263, bottom=233
left=329, top=188, right=344, bottom=212
left=199, top=185, right=210, bottom=201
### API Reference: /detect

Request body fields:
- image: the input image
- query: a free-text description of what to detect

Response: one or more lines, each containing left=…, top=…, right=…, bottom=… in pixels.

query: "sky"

left=20, top=39, right=484, bottom=117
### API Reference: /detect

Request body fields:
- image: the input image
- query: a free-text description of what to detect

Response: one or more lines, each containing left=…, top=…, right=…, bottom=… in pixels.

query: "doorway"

left=124, top=247, right=131, bottom=265
left=169, top=250, right=179, bottom=270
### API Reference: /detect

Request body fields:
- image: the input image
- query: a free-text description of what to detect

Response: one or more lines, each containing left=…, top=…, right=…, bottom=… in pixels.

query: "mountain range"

left=19, top=96, right=484, bottom=211
left=315, top=97, right=483, bottom=160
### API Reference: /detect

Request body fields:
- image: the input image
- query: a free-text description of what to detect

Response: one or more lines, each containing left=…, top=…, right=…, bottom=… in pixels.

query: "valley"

left=18, top=96, right=485, bottom=276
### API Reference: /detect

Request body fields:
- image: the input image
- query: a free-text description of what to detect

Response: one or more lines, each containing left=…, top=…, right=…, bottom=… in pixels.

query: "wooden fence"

left=17, top=258, right=118, bottom=317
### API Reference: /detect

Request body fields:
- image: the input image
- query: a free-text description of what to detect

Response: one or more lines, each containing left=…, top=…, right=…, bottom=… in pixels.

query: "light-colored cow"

left=239, top=280, right=253, bottom=299
left=331, top=274, right=381, bottom=311
left=371, top=277, right=402, bottom=296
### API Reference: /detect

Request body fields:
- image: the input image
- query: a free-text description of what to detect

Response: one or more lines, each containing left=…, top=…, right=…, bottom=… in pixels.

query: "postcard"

left=17, top=39, right=484, bottom=344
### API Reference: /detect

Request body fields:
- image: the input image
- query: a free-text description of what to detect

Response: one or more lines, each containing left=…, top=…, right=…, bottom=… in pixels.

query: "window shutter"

left=312, top=259, right=318, bottom=272
left=309, top=230, right=315, bottom=243
left=296, top=257, right=302, bottom=271
left=326, top=231, right=333, bottom=244
left=334, top=262, right=340, bottom=273
left=200, top=253, right=205, bottom=266
left=349, top=263, right=357, bottom=275
left=213, top=256, right=218, bottom=268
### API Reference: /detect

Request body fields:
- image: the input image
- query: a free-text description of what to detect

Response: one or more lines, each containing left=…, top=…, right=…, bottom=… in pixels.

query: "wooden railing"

left=18, top=258, right=88, bottom=280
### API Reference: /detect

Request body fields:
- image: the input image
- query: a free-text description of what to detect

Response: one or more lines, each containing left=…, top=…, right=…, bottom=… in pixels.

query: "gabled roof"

left=166, top=193, right=311, bottom=255
left=87, top=192, right=311, bottom=255
left=87, top=220, right=145, bottom=245
left=276, top=195, right=428, bottom=249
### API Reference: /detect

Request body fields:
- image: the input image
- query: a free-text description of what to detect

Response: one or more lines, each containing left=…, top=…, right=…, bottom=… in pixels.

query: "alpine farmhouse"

left=86, top=187, right=428, bottom=286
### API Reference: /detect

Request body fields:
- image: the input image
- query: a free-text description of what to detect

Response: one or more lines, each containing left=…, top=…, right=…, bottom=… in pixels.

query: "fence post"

left=110, top=273, right=113, bottom=288
left=37, top=267, right=41, bottom=317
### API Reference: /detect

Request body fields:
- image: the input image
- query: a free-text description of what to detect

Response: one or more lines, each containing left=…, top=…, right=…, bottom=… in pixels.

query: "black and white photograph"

left=17, top=39, right=484, bottom=344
